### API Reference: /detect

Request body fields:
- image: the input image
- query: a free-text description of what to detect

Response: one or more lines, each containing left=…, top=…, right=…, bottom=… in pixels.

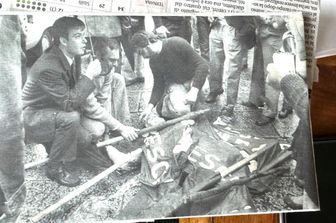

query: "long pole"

left=30, top=148, right=142, bottom=223
left=97, top=109, right=210, bottom=147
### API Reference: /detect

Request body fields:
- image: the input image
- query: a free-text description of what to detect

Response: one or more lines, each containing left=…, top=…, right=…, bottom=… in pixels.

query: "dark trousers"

left=0, top=119, right=26, bottom=218
left=196, top=16, right=210, bottom=61
left=120, top=25, right=145, bottom=72
left=248, top=37, right=265, bottom=106
left=292, top=121, right=318, bottom=205
left=165, top=18, right=192, bottom=43
left=23, top=109, right=93, bottom=164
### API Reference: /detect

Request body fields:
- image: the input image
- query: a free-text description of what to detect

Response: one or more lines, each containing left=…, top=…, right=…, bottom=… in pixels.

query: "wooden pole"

left=97, top=108, right=210, bottom=147
left=30, top=148, right=143, bottom=223
left=24, top=158, right=49, bottom=170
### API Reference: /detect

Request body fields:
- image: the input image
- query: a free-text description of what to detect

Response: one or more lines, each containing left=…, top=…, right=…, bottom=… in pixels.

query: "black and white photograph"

left=0, top=13, right=319, bottom=222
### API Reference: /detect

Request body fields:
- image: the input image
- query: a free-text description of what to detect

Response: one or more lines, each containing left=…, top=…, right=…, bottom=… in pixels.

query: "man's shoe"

left=220, top=106, right=236, bottom=123
left=255, top=115, right=275, bottom=126
left=221, top=106, right=234, bottom=117
left=241, top=101, right=259, bottom=109
left=205, top=89, right=224, bottom=103
left=284, top=195, right=303, bottom=209
left=46, top=163, right=81, bottom=187
left=278, top=108, right=293, bottom=119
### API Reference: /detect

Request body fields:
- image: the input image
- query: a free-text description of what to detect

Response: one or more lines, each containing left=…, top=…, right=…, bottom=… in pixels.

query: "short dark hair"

left=131, top=31, right=159, bottom=48
left=51, top=16, right=85, bottom=46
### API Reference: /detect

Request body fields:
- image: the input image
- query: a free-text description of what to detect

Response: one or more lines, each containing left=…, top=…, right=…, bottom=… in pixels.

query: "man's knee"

left=56, top=111, right=81, bottom=128
left=81, top=118, right=106, bottom=138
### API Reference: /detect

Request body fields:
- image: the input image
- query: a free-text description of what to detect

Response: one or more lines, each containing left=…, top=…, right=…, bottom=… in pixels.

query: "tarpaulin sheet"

left=117, top=117, right=281, bottom=220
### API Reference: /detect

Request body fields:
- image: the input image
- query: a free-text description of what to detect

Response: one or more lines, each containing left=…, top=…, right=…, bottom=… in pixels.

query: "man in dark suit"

left=22, top=17, right=138, bottom=187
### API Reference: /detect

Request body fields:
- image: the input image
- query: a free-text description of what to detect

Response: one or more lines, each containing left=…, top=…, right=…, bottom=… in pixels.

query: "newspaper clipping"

left=0, top=13, right=319, bottom=222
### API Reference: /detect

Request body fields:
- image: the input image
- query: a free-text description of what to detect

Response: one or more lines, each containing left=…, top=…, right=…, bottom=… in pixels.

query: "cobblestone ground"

left=21, top=49, right=303, bottom=222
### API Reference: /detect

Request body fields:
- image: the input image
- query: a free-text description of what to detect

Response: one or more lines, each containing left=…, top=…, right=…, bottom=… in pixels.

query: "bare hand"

left=155, top=26, right=170, bottom=38
left=118, top=125, right=139, bottom=141
left=85, top=58, right=102, bottom=79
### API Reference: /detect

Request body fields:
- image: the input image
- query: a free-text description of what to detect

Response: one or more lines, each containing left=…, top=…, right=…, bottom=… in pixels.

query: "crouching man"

left=266, top=62, right=318, bottom=209
left=131, top=32, right=208, bottom=123
left=22, top=17, right=138, bottom=187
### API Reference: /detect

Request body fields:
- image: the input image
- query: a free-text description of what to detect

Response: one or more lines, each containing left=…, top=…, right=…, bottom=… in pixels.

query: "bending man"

left=131, top=32, right=208, bottom=123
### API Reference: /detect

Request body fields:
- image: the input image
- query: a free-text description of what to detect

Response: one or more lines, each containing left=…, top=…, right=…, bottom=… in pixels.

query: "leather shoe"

left=205, top=89, right=224, bottom=103
left=255, top=115, right=275, bottom=126
left=46, top=163, right=81, bottom=187
left=221, top=105, right=234, bottom=117
left=241, top=101, right=260, bottom=109
left=278, top=108, right=293, bottom=119
left=284, top=195, right=303, bottom=209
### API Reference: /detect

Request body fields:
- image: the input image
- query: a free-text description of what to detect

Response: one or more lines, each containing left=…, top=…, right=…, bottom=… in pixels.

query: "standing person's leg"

left=243, top=36, right=265, bottom=108
left=256, top=40, right=280, bottom=126
left=191, top=16, right=200, bottom=54
left=134, top=50, right=145, bottom=81
left=0, top=16, right=26, bottom=221
left=110, top=72, right=131, bottom=124
left=196, top=16, right=210, bottom=61
left=180, top=17, right=192, bottom=43
left=121, top=29, right=145, bottom=86
left=223, top=25, right=247, bottom=116
left=206, top=24, right=225, bottom=103
left=121, top=30, right=135, bottom=71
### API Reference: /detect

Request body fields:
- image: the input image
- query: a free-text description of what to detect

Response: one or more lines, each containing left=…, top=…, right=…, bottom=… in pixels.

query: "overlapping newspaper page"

left=5, top=0, right=319, bottom=84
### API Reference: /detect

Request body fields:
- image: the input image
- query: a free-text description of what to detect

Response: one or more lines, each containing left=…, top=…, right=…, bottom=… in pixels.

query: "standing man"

left=131, top=32, right=208, bottom=122
left=22, top=17, right=138, bottom=187
left=119, top=16, right=146, bottom=85
left=196, top=16, right=211, bottom=61
left=0, top=15, right=26, bottom=223
left=206, top=16, right=256, bottom=121
left=253, top=16, right=288, bottom=126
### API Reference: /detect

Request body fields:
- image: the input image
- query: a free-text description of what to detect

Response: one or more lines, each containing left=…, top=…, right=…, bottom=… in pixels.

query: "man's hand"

left=184, top=87, right=199, bottom=105
left=140, top=104, right=154, bottom=122
left=118, top=125, right=139, bottom=141
left=155, top=26, right=170, bottom=38
left=84, top=58, right=102, bottom=80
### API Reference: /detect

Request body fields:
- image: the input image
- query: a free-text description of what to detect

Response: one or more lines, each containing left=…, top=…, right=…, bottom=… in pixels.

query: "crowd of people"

left=0, top=15, right=317, bottom=222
